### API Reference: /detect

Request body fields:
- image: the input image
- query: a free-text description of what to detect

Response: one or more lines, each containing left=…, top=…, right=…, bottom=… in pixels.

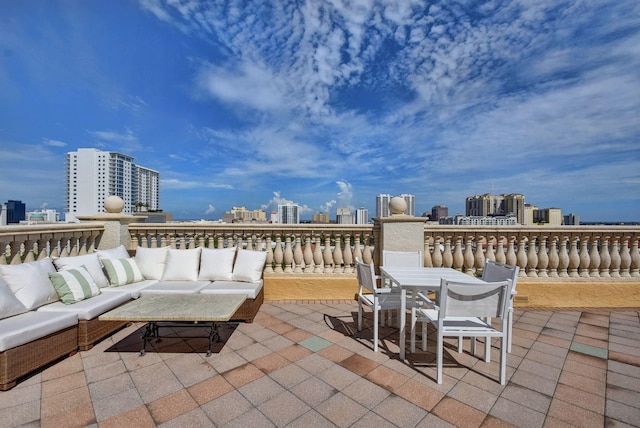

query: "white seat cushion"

left=100, top=279, right=159, bottom=298
left=139, top=280, right=210, bottom=295
left=53, top=253, right=110, bottom=288
left=38, top=291, right=131, bottom=320
left=199, top=280, right=263, bottom=299
left=0, top=311, right=78, bottom=352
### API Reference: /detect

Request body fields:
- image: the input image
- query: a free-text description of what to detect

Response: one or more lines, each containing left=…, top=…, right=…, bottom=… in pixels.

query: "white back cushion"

left=53, top=253, right=110, bottom=288
left=162, top=248, right=202, bottom=281
left=232, top=250, right=267, bottom=283
left=0, top=258, right=60, bottom=310
left=95, top=245, right=130, bottom=260
left=134, top=246, right=169, bottom=280
left=198, top=247, right=236, bottom=281
left=0, top=276, right=28, bottom=319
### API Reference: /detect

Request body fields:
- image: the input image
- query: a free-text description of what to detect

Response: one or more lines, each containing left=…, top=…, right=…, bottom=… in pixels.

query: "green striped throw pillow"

left=48, top=266, right=101, bottom=304
left=101, top=258, right=144, bottom=286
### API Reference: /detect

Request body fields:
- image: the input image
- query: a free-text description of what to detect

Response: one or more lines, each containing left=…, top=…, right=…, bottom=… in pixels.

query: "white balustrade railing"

left=1, top=222, right=639, bottom=280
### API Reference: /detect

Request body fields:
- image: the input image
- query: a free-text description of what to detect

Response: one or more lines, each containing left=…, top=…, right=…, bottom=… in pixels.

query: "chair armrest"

left=415, top=291, right=438, bottom=309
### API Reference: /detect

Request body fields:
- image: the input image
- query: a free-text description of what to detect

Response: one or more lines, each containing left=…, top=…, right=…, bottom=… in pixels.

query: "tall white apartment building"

left=336, top=207, right=354, bottom=224
left=376, top=193, right=414, bottom=218
left=136, top=166, right=160, bottom=212
left=355, top=207, right=369, bottom=224
left=65, top=148, right=159, bottom=222
left=277, top=203, right=300, bottom=224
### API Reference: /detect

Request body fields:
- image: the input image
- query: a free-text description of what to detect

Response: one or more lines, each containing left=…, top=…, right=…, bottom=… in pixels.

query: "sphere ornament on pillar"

left=104, top=196, right=125, bottom=214
left=389, top=196, right=407, bottom=215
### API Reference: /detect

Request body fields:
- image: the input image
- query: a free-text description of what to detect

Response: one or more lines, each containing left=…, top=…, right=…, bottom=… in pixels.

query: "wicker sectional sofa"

left=0, top=245, right=266, bottom=390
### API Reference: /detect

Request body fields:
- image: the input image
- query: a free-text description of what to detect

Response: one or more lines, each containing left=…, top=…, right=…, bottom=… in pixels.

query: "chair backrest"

left=482, top=259, right=519, bottom=294
left=355, top=257, right=377, bottom=294
left=382, top=250, right=423, bottom=268
left=439, top=278, right=511, bottom=320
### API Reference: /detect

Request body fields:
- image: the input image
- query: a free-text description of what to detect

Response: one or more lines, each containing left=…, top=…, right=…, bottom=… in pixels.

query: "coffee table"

left=99, top=294, right=246, bottom=356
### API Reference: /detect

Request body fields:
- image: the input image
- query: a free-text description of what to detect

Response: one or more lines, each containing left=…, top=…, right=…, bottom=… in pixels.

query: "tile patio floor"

left=1, top=301, right=639, bottom=427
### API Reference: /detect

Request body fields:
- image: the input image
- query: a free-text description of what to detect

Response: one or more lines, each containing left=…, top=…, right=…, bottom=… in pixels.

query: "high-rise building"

left=222, top=206, right=266, bottom=223
left=277, top=203, right=300, bottom=224
left=564, top=213, right=580, bottom=225
left=431, top=205, right=448, bottom=221
left=355, top=207, right=369, bottom=224
left=466, top=193, right=525, bottom=224
left=312, top=212, right=330, bottom=224
left=376, top=193, right=414, bottom=217
left=400, top=194, right=415, bottom=217
left=136, top=166, right=160, bottom=212
left=65, top=148, right=159, bottom=222
left=6, top=200, right=26, bottom=224
left=336, top=207, right=354, bottom=224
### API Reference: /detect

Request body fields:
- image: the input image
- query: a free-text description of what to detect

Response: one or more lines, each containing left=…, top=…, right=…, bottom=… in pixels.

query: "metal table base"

left=140, top=321, right=221, bottom=357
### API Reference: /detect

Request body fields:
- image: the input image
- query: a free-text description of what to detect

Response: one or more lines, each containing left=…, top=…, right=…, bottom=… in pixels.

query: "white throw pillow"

left=95, top=245, right=130, bottom=260
left=162, top=248, right=202, bottom=281
left=0, top=258, right=60, bottom=310
left=48, top=266, right=101, bottom=304
left=232, top=250, right=267, bottom=283
left=101, top=258, right=144, bottom=286
left=53, top=253, right=110, bottom=288
left=0, top=276, right=28, bottom=319
left=134, top=246, right=169, bottom=280
left=198, top=247, right=236, bottom=281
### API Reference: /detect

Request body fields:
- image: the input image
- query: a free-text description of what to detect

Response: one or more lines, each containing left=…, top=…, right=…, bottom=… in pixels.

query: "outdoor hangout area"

left=1, top=198, right=639, bottom=426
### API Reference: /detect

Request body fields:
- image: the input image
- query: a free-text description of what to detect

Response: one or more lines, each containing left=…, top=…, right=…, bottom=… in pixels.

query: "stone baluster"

left=9, top=240, right=22, bottom=264
left=303, top=233, right=314, bottom=273
left=87, top=232, right=98, bottom=254
left=60, top=237, right=72, bottom=258
left=485, top=235, right=496, bottom=262
left=283, top=235, right=294, bottom=273
left=599, top=236, right=611, bottom=278
left=620, top=236, right=631, bottom=278
left=589, top=236, right=601, bottom=278
left=452, top=236, right=464, bottom=271
left=49, top=237, right=61, bottom=259
left=474, top=235, right=485, bottom=276
left=0, top=241, right=8, bottom=264
left=567, top=236, right=580, bottom=278
left=496, top=236, right=506, bottom=264
left=559, top=236, right=571, bottom=277
left=432, top=236, right=443, bottom=268
left=264, top=235, right=274, bottom=273
left=579, top=235, right=591, bottom=278
left=362, top=234, right=373, bottom=264
left=516, top=237, right=528, bottom=278
left=526, top=235, right=538, bottom=277
left=77, top=234, right=88, bottom=255
left=537, top=236, right=549, bottom=277
left=463, top=235, right=475, bottom=274
left=22, top=240, right=36, bottom=263
left=548, top=235, right=559, bottom=277
left=68, top=236, right=79, bottom=257
left=323, top=235, right=334, bottom=273
left=343, top=234, right=353, bottom=274
left=169, top=232, right=178, bottom=249
left=353, top=234, right=363, bottom=266
left=333, top=233, right=344, bottom=274
left=293, top=234, right=304, bottom=273
left=630, top=235, right=640, bottom=278
left=273, top=235, right=284, bottom=273
left=442, top=236, right=453, bottom=268
left=610, top=236, right=621, bottom=278
left=423, top=236, right=433, bottom=268
left=313, top=233, right=324, bottom=273
left=213, top=233, right=222, bottom=249
left=36, top=237, right=49, bottom=260
left=506, top=236, right=517, bottom=268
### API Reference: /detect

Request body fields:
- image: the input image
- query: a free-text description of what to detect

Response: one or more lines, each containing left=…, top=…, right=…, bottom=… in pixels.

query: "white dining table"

left=379, top=267, right=487, bottom=360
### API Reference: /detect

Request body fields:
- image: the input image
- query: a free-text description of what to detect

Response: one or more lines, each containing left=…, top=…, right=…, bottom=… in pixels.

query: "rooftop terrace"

left=2, top=300, right=638, bottom=427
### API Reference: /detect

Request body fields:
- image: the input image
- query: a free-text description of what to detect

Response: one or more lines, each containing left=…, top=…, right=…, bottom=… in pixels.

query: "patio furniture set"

left=356, top=251, right=519, bottom=384
left=0, top=245, right=266, bottom=390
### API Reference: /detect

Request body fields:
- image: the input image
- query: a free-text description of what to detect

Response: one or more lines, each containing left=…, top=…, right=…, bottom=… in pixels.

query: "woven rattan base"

left=0, top=325, right=78, bottom=391
left=78, top=318, right=129, bottom=351
left=229, top=287, right=264, bottom=323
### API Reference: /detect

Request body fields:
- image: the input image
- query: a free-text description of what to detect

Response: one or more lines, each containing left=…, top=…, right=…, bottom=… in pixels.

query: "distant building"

left=523, top=204, right=538, bottom=225
left=312, top=212, right=330, bottom=224
left=533, top=208, right=563, bottom=226
left=336, top=207, right=354, bottom=224
left=466, top=193, right=525, bottom=224
left=134, top=212, right=172, bottom=223
left=376, top=193, right=414, bottom=217
left=440, top=214, right=518, bottom=226
left=6, top=200, right=26, bottom=224
left=431, top=205, right=448, bottom=221
left=564, top=213, right=580, bottom=225
left=65, top=148, right=159, bottom=222
left=355, top=207, right=369, bottom=224
left=222, top=206, right=266, bottom=223
left=26, top=209, right=60, bottom=224
left=277, top=204, right=299, bottom=224
left=270, top=211, right=278, bottom=223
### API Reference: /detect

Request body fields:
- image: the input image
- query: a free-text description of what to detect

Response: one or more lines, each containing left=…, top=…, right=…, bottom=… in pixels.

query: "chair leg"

left=499, top=336, right=507, bottom=385
left=373, top=307, right=379, bottom=352
left=357, top=302, right=363, bottom=332
left=421, top=322, right=427, bottom=352
left=410, top=308, right=417, bottom=353
left=507, top=308, right=513, bottom=353
left=437, top=332, right=444, bottom=384
left=484, top=336, right=491, bottom=363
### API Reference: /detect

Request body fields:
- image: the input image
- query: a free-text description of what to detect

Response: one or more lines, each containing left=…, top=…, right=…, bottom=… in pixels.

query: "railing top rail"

left=129, top=223, right=376, bottom=233
left=424, top=225, right=640, bottom=235
left=0, top=222, right=105, bottom=239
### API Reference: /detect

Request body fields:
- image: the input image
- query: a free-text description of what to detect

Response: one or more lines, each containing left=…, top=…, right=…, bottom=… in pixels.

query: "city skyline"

left=1, top=1, right=639, bottom=222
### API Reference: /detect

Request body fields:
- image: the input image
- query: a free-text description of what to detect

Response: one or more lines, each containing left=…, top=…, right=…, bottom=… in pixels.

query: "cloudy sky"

left=1, top=0, right=639, bottom=222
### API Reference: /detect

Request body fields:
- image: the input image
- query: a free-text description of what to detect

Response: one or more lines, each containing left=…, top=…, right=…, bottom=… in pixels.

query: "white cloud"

left=42, top=138, right=67, bottom=147
left=205, top=204, right=215, bottom=214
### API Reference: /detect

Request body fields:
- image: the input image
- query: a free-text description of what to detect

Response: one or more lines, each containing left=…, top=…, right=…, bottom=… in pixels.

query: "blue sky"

left=1, top=0, right=639, bottom=222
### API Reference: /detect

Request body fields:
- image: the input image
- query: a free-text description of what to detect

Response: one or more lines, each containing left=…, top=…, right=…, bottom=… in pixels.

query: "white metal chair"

left=356, top=257, right=402, bottom=352
left=410, top=278, right=512, bottom=384
left=380, top=250, right=423, bottom=324
left=482, top=259, right=519, bottom=353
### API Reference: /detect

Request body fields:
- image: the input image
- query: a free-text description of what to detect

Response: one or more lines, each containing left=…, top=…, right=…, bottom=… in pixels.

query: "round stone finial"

left=389, top=196, right=407, bottom=215
left=104, top=196, right=125, bottom=213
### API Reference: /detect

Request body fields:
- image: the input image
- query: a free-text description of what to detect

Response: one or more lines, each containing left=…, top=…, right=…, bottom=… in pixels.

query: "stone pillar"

left=374, top=196, right=426, bottom=264
left=76, top=196, right=145, bottom=251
